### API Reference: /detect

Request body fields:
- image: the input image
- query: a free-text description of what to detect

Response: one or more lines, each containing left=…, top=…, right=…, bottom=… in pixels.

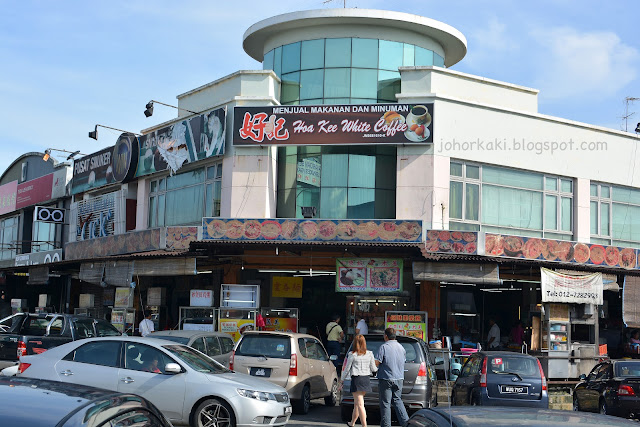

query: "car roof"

left=476, top=351, right=536, bottom=358
left=427, top=407, right=635, bottom=426
left=150, top=330, right=230, bottom=338
left=362, top=334, right=422, bottom=342
left=0, top=377, right=129, bottom=426
left=241, top=331, right=317, bottom=339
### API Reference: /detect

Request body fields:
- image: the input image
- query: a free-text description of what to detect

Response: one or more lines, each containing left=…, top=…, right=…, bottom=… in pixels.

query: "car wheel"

left=325, top=380, right=338, bottom=407
left=573, top=396, right=580, bottom=412
left=293, top=384, right=311, bottom=414
left=341, top=404, right=353, bottom=422
left=600, top=399, right=608, bottom=416
left=193, top=398, right=235, bottom=427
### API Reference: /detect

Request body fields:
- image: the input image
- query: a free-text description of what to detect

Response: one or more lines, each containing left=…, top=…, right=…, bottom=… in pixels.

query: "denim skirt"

left=350, top=375, right=372, bottom=393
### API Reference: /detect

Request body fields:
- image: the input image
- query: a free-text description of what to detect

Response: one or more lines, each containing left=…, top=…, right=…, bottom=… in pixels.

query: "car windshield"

left=152, top=336, right=190, bottom=345
left=348, top=338, right=422, bottom=363
left=235, top=335, right=291, bottom=359
left=615, top=361, right=640, bottom=377
left=489, top=356, right=538, bottom=376
left=163, top=345, right=230, bottom=374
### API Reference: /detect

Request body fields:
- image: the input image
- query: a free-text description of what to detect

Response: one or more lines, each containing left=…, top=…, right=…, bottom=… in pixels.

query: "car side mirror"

left=329, top=355, right=338, bottom=361
left=434, top=357, right=444, bottom=365
left=164, top=363, right=182, bottom=374
left=579, top=374, right=587, bottom=381
left=451, top=369, right=460, bottom=376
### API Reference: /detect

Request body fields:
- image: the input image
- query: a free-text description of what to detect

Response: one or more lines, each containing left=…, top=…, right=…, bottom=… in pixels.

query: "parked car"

left=18, top=336, right=291, bottom=426
left=406, top=406, right=636, bottom=427
left=451, top=351, right=548, bottom=408
left=150, top=330, right=235, bottom=367
left=339, top=334, right=437, bottom=421
left=0, top=376, right=172, bottom=426
left=0, top=312, right=121, bottom=369
left=232, top=330, right=339, bottom=414
left=574, top=359, right=640, bottom=418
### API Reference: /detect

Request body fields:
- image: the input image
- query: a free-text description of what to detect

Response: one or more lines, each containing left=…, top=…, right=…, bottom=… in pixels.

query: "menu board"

left=385, top=311, right=428, bottom=341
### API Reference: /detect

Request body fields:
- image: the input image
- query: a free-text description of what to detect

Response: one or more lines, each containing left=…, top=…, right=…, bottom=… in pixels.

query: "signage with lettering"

left=15, top=249, right=62, bottom=267
left=385, top=311, right=428, bottom=341
left=112, top=133, right=138, bottom=182
left=190, top=289, right=214, bottom=307
left=272, top=276, right=303, bottom=298
left=296, top=158, right=321, bottom=187
left=135, top=106, right=227, bottom=177
left=76, top=192, right=116, bottom=240
left=16, top=173, right=53, bottom=209
left=233, top=103, right=434, bottom=146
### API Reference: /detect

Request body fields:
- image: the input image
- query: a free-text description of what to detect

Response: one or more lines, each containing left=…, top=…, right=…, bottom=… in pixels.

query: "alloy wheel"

left=197, top=401, right=232, bottom=427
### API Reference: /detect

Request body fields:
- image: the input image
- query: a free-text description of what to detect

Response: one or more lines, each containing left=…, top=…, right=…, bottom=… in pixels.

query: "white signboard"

left=183, top=323, right=214, bottom=332
left=540, top=268, right=603, bottom=305
left=190, top=289, right=214, bottom=307
left=296, top=158, right=321, bottom=187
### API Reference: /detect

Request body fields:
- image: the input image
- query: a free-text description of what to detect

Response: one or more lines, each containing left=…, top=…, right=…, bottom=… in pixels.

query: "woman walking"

left=340, top=334, right=377, bottom=427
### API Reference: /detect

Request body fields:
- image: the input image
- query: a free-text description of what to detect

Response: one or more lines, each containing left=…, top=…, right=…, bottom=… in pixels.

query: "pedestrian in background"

left=375, top=327, right=409, bottom=427
left=326, top=314, right=344, bottom=369
left=0, top=291, right=11, bottom=319
left=340, top=334, right=376, bottom=427
left=139, top=312, right=154, bottom=337
left=355, top=315, right=368, bottom=335
left=487, top=317, right=501, bottom=349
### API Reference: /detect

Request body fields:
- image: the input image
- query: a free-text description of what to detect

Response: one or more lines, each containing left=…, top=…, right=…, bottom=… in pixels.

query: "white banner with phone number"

left=540, top=267, right=603, bottom=305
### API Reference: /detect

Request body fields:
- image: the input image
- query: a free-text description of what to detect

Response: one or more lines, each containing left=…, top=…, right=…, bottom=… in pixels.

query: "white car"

left=18, top=336, right=291, bottom=426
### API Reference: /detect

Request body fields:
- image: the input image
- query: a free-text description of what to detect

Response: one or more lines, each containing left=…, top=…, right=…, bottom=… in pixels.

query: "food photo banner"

left=424, top=230, right=478, bottom=254
left=202, top=218, right=422, bottom=242
left=485, top=233, right=639, bottom=269
left=233, top=103, right=434, bottom=146
left=136, top=106, right=226, bottom=177
left=336, top=258, right=403, bottom=293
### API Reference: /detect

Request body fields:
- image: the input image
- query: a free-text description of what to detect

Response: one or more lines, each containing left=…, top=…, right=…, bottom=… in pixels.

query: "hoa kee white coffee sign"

left=233, top=103, right=434, bottom=146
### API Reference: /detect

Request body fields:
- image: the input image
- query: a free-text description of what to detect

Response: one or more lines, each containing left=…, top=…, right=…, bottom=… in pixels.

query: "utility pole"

left=623, top=97, right=640, bottom=132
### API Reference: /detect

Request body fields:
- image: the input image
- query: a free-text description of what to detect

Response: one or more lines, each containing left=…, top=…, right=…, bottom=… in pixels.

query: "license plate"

left=500, top=385, right=528, bottom=394
left=284, top=406, right=292, bottom=415
left=250, top=367, right=271, bottom=377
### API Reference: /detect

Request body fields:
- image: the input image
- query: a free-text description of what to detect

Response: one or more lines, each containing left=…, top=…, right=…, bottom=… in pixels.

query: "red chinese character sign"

left=271, top=276, right=303, bottom=298
left=233, top=103, right=434, bottom=146
left=385, top=311, right=428, bottom=341
left=336, top=258, right=403, bottom=293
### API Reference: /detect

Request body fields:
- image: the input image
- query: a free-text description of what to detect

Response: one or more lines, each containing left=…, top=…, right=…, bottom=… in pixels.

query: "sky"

left=0, top=0, right=638, bottom=175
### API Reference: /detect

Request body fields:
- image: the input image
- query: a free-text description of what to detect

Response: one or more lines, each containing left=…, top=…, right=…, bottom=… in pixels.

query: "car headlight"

left=237, top=388, right=277, bottom=401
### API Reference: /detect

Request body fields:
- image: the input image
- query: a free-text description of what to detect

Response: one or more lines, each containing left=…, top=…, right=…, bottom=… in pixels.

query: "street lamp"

left=42, top=148, right=87, bottom=162
left=88, top=124, right=141, bottom=140
left=144, top=100, right=197, bottom=117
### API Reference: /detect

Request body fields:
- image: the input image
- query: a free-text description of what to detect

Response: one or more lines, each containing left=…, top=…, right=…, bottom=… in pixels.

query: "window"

left=191, top=337, right=206, bottom=354
left=66, top=341, right=121, bottom=367
left=0, top=216, right=18, bottom=260
left=220, top=336, right=234, bottom=354
left=124, top=343, right=170, bottom=374
left=149, top=164, right=222, bottom=227
left=205, top=336, right=221, bottom=356
left=592, top=183, right=640, bottom=246
left=590, top=182, right=611, bottom=244
left=32, top=207, right=56, bottom=252
left=450, top=162, right=573, bottom=238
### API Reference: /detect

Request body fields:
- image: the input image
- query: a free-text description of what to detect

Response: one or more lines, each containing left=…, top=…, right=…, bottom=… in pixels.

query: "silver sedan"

left=18, top=336, right=291, bottom=426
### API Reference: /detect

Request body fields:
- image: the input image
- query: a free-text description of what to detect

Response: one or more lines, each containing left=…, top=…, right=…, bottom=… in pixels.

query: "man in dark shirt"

left=375, top=327, right=409, bottom=427
left=0, top=291, right=11, bottom=319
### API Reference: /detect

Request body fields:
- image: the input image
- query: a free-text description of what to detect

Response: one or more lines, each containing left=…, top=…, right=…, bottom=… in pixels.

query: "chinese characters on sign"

left=385, top=311, right=428, bottom=341
left=0, top=181, right=17, bottom=215
left=190, top=289, right=214, bottom=307
left=271, top=276, right=303, bottom=298
left=233, top=103, right=434, bottom=146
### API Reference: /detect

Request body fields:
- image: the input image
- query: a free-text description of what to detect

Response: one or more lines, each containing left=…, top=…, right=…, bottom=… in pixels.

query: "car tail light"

left=229, top=350, right=234, bottom=371
left=17, top=362, right=30, bottom=373
left=536, top=358, right=547, bottom=391
left=480, top=357, right=487, bottom=387
left=17, top=341, right=26, bottom=359
left=416, top=361, right=428, bottom=384
left=289, top=353, right=297, bottom=376
left=619, top=384, right=636, bottom=396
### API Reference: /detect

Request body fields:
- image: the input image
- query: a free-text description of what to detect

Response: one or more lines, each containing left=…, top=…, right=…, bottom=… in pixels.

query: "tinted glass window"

left=125, top=343, right=172, bottom=374
left=351, top=68, right=377, bottom=98
left=235, top=335, right=291, bottom=359
left=0, top=314, right=22, bottom=331
left=164, top=344, right=229, bottom=373
left=349, top=338, right=422, bottom=363
left=301, top=39, right=324, bottom=70
left=415, top=46, right=434, bottom=66
left=282, top=42, right=301, bottom=74
left=615, top=362, right=640, bottom=377
left=220, top=337, right=234, bottom=354
left=352, top=38, right=378, bottom=68
left=95, top=320, right=121, bottom=337
left=263, top=49, right=274, bottom=71
left=488, top=356, right=538, bottom=376
left=300, top=69, right=324, bottom=100
left=205, top=336, right=221, bottom=356
left=48, top=317, right=64, bottom=336
left=324, top=68, right=350, bottom=98
left=106, top=409, right=165, bottom=426
left=22, top=317, right=51, bottom=335
left=325, top=38, right=351, bottom=68
left=312, top=341, right=329, bottom=361
left=74, top=319, right=96, bottom=338
left=191, top=337, right=206, bottom=353
left=68, top=341, right=121, bottom=367
left=595, top=363, right=611, bottom=380
left=298, top=338, right=308, bottom=358
left=379, top=40, right=403, bottom=71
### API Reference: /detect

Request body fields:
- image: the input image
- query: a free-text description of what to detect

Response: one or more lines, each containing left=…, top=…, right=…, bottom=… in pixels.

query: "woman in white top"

left=340, top=334, right=377, bottom=427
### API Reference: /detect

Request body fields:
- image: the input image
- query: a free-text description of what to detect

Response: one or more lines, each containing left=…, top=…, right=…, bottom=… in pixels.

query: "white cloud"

left=464, top=16, right=518, bottom=68
left=531, top=26, right=639, bottom=100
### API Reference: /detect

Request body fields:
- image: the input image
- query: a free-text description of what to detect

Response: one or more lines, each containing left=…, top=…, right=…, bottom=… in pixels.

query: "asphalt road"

left=287, top=399, right=402, bottom=427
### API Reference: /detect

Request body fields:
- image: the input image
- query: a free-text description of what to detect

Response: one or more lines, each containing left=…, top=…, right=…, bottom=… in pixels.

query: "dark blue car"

left=451, top=351, right=548, bottom=408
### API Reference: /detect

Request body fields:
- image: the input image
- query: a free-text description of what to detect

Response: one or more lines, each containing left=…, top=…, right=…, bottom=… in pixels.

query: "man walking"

left=326, top=314, right=344, bottom=369
left=487, top=317, right=501, bottom=349
left=139, top=312, right=154, bottom=337
left=376, top=328, right=409, bottom=427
